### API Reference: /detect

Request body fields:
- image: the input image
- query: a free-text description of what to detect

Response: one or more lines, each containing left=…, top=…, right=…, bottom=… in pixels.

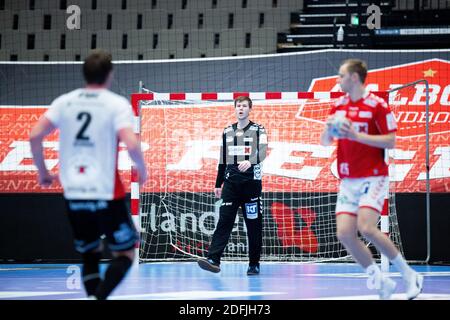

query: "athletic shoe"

left=197, top=258, right=220, bottom=273
left=247, top=265, right=260, bottom=276
left=378, top=276, right=397, bottom=300
left=405, top=272, right=424, bottom=300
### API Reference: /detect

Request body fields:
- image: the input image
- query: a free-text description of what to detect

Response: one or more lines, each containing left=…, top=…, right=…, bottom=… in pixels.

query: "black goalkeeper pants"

left=207, top=180, right=263, bottom=266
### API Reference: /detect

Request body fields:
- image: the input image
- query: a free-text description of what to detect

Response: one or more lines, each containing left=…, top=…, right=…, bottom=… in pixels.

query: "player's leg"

left=94, top=200, right=138, bottom=300
left=335, top=179, right=395, bottom=299
left=65, top=199, right=103, bottom=297
left=200, top=182, right=240, bottom=271
left=241, top=181, right=263, bottom=275
left=95, top=248, right=134, bottom=300
left=357, top=177, right=423, bottom=299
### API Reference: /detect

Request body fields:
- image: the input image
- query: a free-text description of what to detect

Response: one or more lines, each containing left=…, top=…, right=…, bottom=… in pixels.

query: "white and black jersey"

left=44, top=88, right=133, bottom=200
left=215, top=121, right=268, bottom=187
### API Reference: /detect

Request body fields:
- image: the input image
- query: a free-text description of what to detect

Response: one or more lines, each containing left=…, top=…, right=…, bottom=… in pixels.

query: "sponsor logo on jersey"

left=228, top=145, right=252, bottom=156
left=245, top=202, right=258, bottom=219
left=253, top=164, right=262, bottom=180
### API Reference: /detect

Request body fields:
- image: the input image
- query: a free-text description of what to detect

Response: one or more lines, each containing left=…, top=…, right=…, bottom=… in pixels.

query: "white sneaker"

left=378, top=276, right=397, bottom=300
left=405, top=272, right=424, bottom=300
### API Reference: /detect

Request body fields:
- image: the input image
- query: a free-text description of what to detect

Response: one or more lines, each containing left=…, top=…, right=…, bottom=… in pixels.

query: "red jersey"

left=329, top=92, right=397, bottom=178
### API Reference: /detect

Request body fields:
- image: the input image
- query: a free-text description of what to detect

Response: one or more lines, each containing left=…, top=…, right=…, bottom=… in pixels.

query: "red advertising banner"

left=0, top=60, right=449, bottom=193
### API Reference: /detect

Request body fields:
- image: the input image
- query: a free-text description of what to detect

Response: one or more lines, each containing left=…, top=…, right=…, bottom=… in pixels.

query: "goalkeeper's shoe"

left=197, top=258, right=220, bottom=273
left=405, top=272, right=424, bottom=300
left=378, top=276, right=397, bottom=300
left=247, top=265, right=260, bottom=276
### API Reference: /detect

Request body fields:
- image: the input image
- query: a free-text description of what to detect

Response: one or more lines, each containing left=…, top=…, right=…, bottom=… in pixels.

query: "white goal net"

left=134, top=91, right=404, bottom=262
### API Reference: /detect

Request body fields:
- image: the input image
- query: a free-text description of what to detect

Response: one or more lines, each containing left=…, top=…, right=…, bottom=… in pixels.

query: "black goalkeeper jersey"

left=215, top=121, right=268, bottom=187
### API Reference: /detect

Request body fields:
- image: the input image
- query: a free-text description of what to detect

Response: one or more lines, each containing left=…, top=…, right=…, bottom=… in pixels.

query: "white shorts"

left=335, top=176, right=389, bottom=217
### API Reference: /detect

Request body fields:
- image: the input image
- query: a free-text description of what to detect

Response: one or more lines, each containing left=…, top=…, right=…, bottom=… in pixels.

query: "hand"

left=214, top=187, right=222, bottom=198
left=38, top=171, right=56, bottom=187
left=325, top=115, right=335, bottom=134
left=237, top=160, right=251, bottom=172
left=339, top=119, right=357, bottom=140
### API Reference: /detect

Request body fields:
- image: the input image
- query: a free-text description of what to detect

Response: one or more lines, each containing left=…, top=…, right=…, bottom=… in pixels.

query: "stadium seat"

left=204, top=9, right=232, bottom=31
left=4, top=0, right=28, bottom=10
left=189, top=30, right=216, bottom=50
left=159, top=29, right=184, bottom=51
left=34, top=31, right=65, bottom=50
left=141, top=10, right=168, bottom=30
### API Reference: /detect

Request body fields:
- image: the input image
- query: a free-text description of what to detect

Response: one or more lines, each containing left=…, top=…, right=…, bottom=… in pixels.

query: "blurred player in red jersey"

left=320, top=59, right=423, bottom=300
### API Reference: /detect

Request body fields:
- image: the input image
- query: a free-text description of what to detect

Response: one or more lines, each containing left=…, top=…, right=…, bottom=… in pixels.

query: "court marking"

left=69, top=290, right=284, bottom=300
left=305, top=293, right=450, bottom=300
left=0, top=291, right=79, bottom=299
left=296, top=271, right=450, bottom=278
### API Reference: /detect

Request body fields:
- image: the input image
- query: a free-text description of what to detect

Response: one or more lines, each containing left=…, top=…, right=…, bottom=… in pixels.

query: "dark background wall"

left=0, top=193, right=448, bottom=264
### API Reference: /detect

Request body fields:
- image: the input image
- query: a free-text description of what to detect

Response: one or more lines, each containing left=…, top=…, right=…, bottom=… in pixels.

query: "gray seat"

left=81, top=10, right=109, bottom=31
left=34, top=0, right=91, bottom=10
left=205, top=47, right=236, bottom=57
left=4, top=0, right=28, bottom=10
left=110, top=10, right=141, bottom=31
left=185, top=0, right=213, bottom=11
left=262, top=8, right=291, bottom=30
left=141, top=10, right=168, bottom=30
left=159, top=29, right=184, bottom=51
left=0, top=11, right=14, bottom=30
left=215, top=0, right=242, bottom=9
left=0, top=49, right=11, bottom=61
left=2, top=31, right=27, bottom=51
left=96, top=0, right=124, bottom=10
left=127, top=30, right=157, bottom=51
left=34, top=31, right=65, bottom=50
left=144, top=49, right=170, bottom=60
left=250, top=27, right=277, bottom=51
left=156, top=0, right=182, bottom=12
left=203, top=9, right=231, bottom=31
left=277, top=0, right=303, bottom=9
left=65, top=31, right=91, bottom=51
left=173, top=10, right=203, bottom=30
left=233, top=9, right=260, bottom=30
left=18, top=10, right=45, bottom=30
left=220, top=29, right=245, bottom=49
left=95, top=30, right=123, bottom=51
left=188, top=29, right=216, bottom=50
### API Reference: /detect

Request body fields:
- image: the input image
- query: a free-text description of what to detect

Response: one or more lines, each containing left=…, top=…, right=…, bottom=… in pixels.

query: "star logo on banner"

left=423, top=68, right=437, bottom=77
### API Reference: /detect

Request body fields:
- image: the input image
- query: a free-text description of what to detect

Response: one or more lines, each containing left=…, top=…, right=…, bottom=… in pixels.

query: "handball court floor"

left=1, top=262, right=449, bottom=300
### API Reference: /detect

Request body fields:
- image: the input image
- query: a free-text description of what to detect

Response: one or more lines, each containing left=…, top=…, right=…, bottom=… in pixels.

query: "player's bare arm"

left=29, top=116, right=57, bottom=186
left=118, top=127, right=148, bottom=185
left=320, top=116, right=335, bottom=146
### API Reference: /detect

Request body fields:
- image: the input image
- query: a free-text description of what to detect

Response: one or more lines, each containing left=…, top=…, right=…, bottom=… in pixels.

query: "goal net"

left=134, top=91, right=404, bottom=262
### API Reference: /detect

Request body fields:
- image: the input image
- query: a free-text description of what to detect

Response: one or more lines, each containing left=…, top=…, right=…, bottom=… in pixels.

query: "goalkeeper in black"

left=198, top=96, right=268, bottom=276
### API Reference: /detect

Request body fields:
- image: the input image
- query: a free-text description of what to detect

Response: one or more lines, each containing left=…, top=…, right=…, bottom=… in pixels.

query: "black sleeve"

left=215, top=132, right=226, bottom=188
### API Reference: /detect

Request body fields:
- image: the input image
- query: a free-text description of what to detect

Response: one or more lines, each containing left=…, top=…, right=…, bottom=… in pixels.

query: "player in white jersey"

left=320, top=59, right=423, bottom=300
left=29, top=50, right=147, bottom=300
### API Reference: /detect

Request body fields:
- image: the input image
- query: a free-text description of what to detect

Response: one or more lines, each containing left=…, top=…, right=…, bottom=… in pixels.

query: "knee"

left=358, top=223, right=378, bottom=239
left=336, top=228, right=356, bottom=244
